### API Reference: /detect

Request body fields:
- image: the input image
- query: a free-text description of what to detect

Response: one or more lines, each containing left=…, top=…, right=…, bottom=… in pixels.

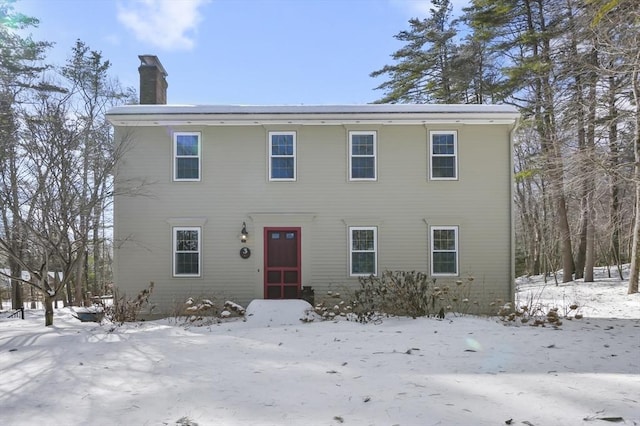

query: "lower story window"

left=173, top=227, right=200, bottom=277
left=431, top=226, right=458, bottom=276
left=349, top=226, right=377, bottom=276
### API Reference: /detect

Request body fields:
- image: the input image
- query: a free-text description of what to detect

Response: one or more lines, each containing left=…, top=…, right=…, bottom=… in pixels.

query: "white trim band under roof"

left=106, top=104, right=519, bottom=126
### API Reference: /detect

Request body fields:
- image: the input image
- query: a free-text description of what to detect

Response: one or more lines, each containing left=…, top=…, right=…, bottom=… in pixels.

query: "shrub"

left=495, top=291, right=583, bottom=327
left=313, top=290, right=356, bottom=321
left=104, top=281, right=155, bottom=325
left=314, top=271, right=478, bottom=323
left=170, top=296, right=246, bottom=326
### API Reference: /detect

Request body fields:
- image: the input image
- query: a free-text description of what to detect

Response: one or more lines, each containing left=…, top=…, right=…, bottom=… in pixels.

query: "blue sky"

left=17, top=0, right=467, bottom=105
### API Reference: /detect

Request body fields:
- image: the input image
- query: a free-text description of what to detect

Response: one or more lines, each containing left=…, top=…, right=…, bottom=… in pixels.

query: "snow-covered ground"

left=1, top=268, right=638, bottom=426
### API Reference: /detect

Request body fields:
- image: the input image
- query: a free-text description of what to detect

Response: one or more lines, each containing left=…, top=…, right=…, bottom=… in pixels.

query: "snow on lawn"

left=516, top=264, right=638, bottom=319
left=1, top=270, right=639, bottom=426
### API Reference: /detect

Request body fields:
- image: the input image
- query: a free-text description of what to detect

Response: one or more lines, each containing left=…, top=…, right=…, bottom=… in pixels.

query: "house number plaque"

left=239, top=247, right=251, bottom=259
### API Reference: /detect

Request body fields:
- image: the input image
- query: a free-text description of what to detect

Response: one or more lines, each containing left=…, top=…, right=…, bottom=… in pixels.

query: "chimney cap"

left=138, top=54, right=168, bottom=77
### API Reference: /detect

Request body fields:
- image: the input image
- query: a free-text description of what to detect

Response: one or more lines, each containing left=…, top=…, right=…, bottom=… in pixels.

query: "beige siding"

left=114, top=122, right=513, bottom=315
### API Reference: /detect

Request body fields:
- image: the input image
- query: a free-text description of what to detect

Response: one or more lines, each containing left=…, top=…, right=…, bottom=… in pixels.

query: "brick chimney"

left=138, top=55, right=168, bottom=105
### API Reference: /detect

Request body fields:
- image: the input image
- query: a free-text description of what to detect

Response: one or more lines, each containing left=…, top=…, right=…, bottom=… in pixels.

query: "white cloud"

left=116, top=0, right=209, bottom=51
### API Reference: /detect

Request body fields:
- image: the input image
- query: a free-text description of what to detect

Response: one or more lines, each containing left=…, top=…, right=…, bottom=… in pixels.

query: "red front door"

left=264, top=227, right=301, bottom=299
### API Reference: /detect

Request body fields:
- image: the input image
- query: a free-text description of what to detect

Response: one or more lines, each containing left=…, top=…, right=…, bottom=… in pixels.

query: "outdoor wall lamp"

left=240, top=222, right=248, bottom=243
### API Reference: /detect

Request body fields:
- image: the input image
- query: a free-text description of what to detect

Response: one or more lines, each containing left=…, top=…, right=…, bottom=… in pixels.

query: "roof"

left=106, top=104, right=520, bottom=126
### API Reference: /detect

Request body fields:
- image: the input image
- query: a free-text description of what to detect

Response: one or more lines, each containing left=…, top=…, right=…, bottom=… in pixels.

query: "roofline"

left=106, top=104, right=520, bottom=126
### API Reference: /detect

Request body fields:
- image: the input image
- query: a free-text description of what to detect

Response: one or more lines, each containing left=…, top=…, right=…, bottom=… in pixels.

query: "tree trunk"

left=608, top=72, right=623, bottom=279
left=629, top=182, right=640, bottom=294
left=533, top=225, right=541, bottom=275
left=575, top=200, right=588, bottom=280
left=74, top=249, right=85, bottom=306
left=585, top=200, right=595, bottom=282
left=44, top=293, right=54, bottom=326
left=65, top=278, right=73, bottom=306
left=523, top=0, right=573, bottom=282
left=558, top=193, right=575, bottom=283
left=29, top=286, right=36, bottom=309
left=572, top=24, right=587, bottom=280
left=628, top=66, right=640, bottom=294
left=10, top=258, right=22, bottom=309
left=583, top=48, right=598, bottom=283
left=93, top=211, right=101, bottom=295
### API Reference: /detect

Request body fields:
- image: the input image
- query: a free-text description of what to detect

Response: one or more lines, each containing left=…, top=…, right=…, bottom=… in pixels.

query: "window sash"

left=269, top=132, right=296, bottom=181
left=431, top=226, right=458, bottom=276
left=174, top=132, right=201, bottom=181
left=349, top=227, right=377, bottom=276
left=349, top=131, right=377, bottom=180
left=430, top=131, right=457, bottom=180
left=173, top=227, right=201, bottom=277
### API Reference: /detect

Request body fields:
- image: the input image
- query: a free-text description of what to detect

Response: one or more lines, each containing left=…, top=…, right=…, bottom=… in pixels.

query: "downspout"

left=508, top=117, right=520, bottom=303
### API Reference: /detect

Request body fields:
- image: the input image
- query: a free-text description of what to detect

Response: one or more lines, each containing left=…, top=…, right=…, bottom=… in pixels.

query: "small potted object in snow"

left=72, top=307, right=104, bottom=322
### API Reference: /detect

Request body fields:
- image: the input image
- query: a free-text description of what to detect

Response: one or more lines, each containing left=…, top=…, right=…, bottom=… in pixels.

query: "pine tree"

left=370, top=0, right=460, bottom=103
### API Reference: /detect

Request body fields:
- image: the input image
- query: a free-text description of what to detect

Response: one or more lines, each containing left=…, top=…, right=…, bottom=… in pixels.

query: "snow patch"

left=244, top=299, right=318, bottom=326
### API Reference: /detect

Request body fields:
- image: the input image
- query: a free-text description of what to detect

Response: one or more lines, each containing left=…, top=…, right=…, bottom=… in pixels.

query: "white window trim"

left=268, top=131, right=297, bottom=181
left=349, top=226, right=378, bottom=277
left=429, top=130, right=458, bottom=181
left=173, top=226, right=201, bottom=277
left=430, top=225, right=459, bottom=276
left=173, top=132, right=201, bottom=182
left=348, top=131, right=377, bottom=181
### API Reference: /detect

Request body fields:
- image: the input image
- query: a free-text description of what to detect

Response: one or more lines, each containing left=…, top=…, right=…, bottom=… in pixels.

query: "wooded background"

left=372, top=0, right=639, bottom=293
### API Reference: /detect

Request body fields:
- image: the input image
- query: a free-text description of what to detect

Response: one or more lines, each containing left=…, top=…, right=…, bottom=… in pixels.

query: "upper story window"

left=174, top=132, right=201, bottom=181
left=349, top=131, right=377, bottom=181
left=269, top=131, right=296, bottom=181
left=430, top=131, right=457, bottom=180
left=349, top=226, right=378, bottom=276
left=430, top=226, right=458, bottom=276
left=173, top=226, right=201, bottom=277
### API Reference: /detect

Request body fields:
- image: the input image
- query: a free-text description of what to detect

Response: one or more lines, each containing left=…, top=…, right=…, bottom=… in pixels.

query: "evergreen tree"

left=370, top=0, right=460, bottom=103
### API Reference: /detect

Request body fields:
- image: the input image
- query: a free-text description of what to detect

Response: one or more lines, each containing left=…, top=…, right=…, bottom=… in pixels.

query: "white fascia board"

left=106, top=104, right=520, bottom=127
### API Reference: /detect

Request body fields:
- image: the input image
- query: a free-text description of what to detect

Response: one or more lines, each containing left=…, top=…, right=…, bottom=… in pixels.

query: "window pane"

left=176, top=252, right=199, bottom=274
left=433, top=229, right=456, bottom=250
left=433, top=252, right=457, bottom=274
left=432, top=157, right=455, bottom=178
left=283, top=285, right=299, bottom=298
left=432, top=134, right=454, bottom=154
left=352, top=252, right=375, bottom=274
left=284, top=271, right=298, bottom=283
left=267, top=271, right=281, bottom=283
left=176, top=135, right=199, bottom=156
left=352, top=135, right=374, bottom=155
left=176, top=230, right=199, bottom=251
left=352, top=229, right=374, bottom=250
left=176, top=158, right=199, bottom=179
left=351, top=157, right=375, bottom=179
left=271, top=158, right=294, bottom=179
left=271, top=135, right=293, bottom=155
left=267, top=286, right=281, bottom=298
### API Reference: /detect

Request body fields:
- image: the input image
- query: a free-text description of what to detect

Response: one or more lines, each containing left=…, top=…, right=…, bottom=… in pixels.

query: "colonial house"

left=106, top=55, right=519, bottom=316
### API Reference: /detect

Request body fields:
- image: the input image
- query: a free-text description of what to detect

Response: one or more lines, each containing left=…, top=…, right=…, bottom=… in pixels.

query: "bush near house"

left=314, top=270, right=478, bottom=323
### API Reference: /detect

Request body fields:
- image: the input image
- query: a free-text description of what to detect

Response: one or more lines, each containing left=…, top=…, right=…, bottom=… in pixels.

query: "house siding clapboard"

left=109, top=105, right=518, bottom=316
